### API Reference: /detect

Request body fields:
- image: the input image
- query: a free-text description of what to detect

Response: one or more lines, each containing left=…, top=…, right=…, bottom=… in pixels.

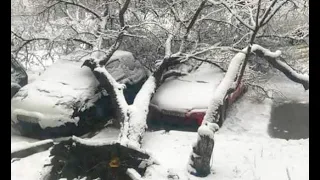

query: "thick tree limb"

left=179, top=0, right=207, bottom=53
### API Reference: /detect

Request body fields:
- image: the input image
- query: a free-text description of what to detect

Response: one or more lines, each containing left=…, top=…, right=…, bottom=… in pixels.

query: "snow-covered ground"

left=11, top=72, right=309, bottom=180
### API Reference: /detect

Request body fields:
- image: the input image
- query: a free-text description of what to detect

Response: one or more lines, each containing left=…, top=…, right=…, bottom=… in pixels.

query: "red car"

left=148, top=63, right=246, bottom=126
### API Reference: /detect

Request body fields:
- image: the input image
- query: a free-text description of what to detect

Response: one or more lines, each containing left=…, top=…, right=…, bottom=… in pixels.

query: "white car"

left=11, top=50, right=148, bottom=138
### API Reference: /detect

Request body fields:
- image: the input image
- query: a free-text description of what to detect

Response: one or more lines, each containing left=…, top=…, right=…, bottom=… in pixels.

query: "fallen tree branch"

left=253, top=45, right=309, bottom=90
left=11, top=139, right=54, bottom=159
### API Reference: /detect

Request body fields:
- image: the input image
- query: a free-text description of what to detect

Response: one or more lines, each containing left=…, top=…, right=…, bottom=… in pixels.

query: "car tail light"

left=228, top=82, right=246, bottom=104
left=186, top=112, right=206, bottom=126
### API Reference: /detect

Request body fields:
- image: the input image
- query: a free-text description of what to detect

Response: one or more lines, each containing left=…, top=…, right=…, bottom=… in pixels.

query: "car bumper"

left=148, top=104, right=206, bottom=126
left=11, top=108, right=81, bottom=139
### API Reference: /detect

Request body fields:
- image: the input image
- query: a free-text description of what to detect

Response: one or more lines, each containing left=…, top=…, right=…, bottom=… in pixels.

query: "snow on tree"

left=46, top=0, right=212, bottom=179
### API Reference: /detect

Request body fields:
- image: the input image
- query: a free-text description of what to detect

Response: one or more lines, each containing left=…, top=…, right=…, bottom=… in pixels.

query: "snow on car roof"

left=150, top=63, right=225, bottom=112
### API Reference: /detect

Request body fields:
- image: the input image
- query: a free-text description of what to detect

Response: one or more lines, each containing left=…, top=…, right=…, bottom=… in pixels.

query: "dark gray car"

left=11, top=50, right=148, bottom=138
left=11, top=55, right=28, bottom=98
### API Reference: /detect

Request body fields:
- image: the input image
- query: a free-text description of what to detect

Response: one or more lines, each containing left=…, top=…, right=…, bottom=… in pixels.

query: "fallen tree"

left=188, top=0, right=309, bottom=176
left=46, top=0, right=210, bottom=179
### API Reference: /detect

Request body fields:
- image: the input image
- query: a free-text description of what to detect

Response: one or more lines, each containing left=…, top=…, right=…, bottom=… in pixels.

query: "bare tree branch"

left=11, top=31, right=50, bottom=55
left=255, top=0, right=262, bottom=26
left=40, top=0, right=102, bottom=21
left=261, top=0, right=290, bottom=27
left=259, top=0, right=278, bottom=25
left=218, top=0, right=255, bottom=31
left=189, top=56, right=227, bottom=72
left=119, top=0, right=131, bottom=27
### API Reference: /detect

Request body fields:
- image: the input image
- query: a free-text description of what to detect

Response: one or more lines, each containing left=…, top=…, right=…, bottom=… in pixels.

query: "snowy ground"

left=11, top=72, right=309, bottom=180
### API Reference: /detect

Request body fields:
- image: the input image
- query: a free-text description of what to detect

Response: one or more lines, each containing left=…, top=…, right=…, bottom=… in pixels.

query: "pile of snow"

left=11, top=150, right=52, bottom=180
left=142, top=130, right=308, bottom=180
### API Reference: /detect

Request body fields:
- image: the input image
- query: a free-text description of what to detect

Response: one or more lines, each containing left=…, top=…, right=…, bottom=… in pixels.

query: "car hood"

left=150, top=63, right=225, bottom=112
left=10, top=80, right=96, bottom=128
left=11, top=60, right=100, bottom=129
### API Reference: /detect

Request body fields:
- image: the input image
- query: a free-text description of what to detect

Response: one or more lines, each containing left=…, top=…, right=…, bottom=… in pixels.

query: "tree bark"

left=188, top=123, right=216, bottom=176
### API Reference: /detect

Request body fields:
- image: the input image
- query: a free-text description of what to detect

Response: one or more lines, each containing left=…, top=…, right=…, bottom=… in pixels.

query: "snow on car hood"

left=150, top=63, right=225, bottom=112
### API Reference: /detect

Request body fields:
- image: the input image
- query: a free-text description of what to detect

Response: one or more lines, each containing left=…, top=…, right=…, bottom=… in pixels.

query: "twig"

left=189, top=56, right=227, bottom=72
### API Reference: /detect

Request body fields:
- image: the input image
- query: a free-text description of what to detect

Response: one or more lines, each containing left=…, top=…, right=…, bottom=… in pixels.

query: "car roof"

left=37, top=50, right=146, bottom=87
left=150, top=63, right=225, bottom=112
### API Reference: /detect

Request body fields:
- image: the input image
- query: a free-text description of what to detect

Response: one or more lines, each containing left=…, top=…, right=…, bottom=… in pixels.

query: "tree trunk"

left=188, top=123, right=216, bottom=176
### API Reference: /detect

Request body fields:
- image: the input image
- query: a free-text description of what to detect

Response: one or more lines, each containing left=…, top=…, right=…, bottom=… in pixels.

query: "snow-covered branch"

left=252, top=45, right=309, bottom=90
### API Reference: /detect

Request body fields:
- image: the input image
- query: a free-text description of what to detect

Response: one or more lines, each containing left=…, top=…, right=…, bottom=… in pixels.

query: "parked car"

left=11, top=50, right=148, bottom=138
left=148, top=63, right=246, bottom=127
left=11, top=55, right=28, bottom=98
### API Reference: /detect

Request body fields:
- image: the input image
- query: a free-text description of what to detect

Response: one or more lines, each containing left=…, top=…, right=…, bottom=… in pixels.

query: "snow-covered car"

left=148, top=63, right=246, bottom=126
left=11, top=55, right=28, bottom=98
left=11, top=50, right=148, bottom=138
